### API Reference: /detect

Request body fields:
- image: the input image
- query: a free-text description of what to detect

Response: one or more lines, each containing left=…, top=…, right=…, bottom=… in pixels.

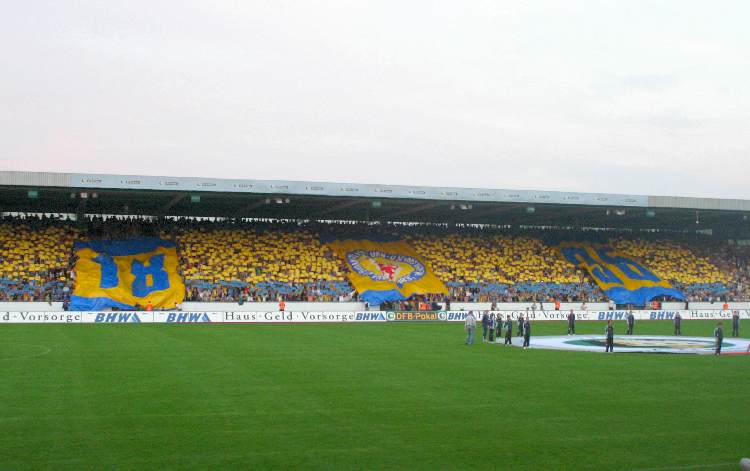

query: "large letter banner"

left=328, top=238, right=448, bottom=305
left=560, top=243, right=684, bottom=305
left=71, top=237, right=186, bottom=310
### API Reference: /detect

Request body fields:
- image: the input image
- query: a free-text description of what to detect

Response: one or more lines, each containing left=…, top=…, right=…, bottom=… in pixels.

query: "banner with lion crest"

left=328, top=238, right=448, bottom=304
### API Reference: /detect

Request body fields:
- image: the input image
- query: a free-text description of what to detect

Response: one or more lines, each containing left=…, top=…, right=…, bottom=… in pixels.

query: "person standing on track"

left=517, top=312, right=525, bottom=337
left=488, top=314, right=496, bottom=343
left=626, top=311, right=635, bottom=335
left=495, top=313, right=503, bottom=341
left=523, top=317, right=531, bottom=350
left=674, top=312, right=682, bottom=336
left=732, top=311, right=740, bottom=337
left=504, top=315, right=513, bottom=346
left=605, top=320, right=614, bottom=353
left=567, top=309, right=576, bottom=335
left=465, top=311, right=476, bottom=346
left=714, top=322, right=724, bottom=355
left=481, top=311, right=489, bottom=343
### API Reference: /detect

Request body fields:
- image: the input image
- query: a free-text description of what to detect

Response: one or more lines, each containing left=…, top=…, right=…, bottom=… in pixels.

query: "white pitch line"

left=0, top=343, right=52, bottom=361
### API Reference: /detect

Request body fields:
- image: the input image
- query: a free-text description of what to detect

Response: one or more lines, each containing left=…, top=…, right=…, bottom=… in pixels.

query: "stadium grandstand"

left=1, top=170, right=750, bottom=309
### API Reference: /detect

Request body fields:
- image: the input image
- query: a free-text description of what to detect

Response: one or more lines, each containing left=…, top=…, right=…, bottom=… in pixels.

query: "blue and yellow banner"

left=559, top=243, right=684, bottom=305
left=328, top=239, right=448, bottom=304
left=71, top=237, right=186, bottom=311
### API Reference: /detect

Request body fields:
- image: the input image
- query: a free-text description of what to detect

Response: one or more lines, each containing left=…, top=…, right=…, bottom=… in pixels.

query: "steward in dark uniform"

left=732, top=311, right=740, bottom=337
left=481, top=312, right=489, bottom=342
left=714, top=323, right=724, bottom=355
left=567, top=310, right=576, bottom=335
left=522, top=318, right=531, bottom=349
left=517, top=314, right=524, bottom=337
left=488, top=315, right=496, bottom=342
left=496, top=314, right=503, bottom=339
left=504, top=316, right=513, bottom=346
left=605, top=320, right=614, bottom=353
left=674, top=312, right=682, bottom=335
left=626, top=311, right=635, bottom=335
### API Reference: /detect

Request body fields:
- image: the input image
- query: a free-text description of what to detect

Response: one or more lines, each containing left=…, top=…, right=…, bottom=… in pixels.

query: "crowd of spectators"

left=406, top=232, right=603, bottom=302
left=174, top=223, right=349, bottom=300
left=0, top=215, right=78, bottom=302
left=1, top=215, right=749, bottom=306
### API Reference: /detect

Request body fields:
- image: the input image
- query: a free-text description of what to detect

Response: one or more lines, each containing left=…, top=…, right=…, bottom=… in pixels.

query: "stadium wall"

left=3, top=301, right=750, bottom=312
left=450, top=302, right=750, bottom=310
left=181, top=302, right=365, bottom=312
left=1, top=309, right=748, bottom=323
left=448, top=302, right=610, bottom=311
left=0, top=302, right=64, bottom=311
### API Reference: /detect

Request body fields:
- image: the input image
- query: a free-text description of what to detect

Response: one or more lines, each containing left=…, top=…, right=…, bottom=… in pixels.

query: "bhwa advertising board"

left=593, top=310, right=750, bottom=321
left=155, top=312, right=223, bottom=323
left=0, top=311, right=388, bottom=324
left=444, top=311, right=597, bottom=322
left=443, top=309, right=750, bottom=322
left=82, top=312, right=153, bottom=323
left=0, top=309, right=747, bottom=324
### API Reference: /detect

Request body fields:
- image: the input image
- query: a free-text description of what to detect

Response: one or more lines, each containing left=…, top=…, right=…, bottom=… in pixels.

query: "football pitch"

left=1, top=320, right=748, bottom=470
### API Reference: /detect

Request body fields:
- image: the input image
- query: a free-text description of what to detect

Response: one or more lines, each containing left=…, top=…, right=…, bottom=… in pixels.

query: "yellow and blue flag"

left=71, top=237, right=186, bottom=310
left=560, top=243, right=684, bottom=305
left=328, top=238, right=447, bottom=304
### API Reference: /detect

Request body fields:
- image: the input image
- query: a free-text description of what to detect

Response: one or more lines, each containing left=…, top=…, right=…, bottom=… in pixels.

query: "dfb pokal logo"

left=346, top=250, right=426, bottom=287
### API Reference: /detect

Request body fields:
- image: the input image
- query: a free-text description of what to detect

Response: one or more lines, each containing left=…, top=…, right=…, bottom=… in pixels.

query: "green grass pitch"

left=1, top=320, right=748, bottom=470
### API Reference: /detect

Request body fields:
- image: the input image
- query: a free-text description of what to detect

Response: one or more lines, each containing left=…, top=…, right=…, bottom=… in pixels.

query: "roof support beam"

left=161, top=194, right=186, bottom=214
left=386, top=202, right=444, bottom=219
left=233, top=198, right=272, bottom=219
left=313, top=199, right=367, bottom=218
left=466, top=204, right=520, bottom=223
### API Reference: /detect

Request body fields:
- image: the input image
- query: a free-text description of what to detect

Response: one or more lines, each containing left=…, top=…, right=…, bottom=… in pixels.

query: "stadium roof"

left=1, top=171, right=749, bottom=235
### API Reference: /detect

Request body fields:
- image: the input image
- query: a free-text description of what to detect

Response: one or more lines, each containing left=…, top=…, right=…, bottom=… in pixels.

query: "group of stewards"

left=464, top=312, right=531, bottom=349
left=464, top=310, right=742, bottom=355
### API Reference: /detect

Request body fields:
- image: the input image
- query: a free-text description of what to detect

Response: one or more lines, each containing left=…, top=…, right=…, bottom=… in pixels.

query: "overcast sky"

left=1, top=1, right=749, bottom=199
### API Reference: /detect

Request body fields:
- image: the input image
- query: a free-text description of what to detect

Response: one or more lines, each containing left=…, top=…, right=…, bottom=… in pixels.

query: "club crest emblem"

left=518, top=335, right=750, bottom=355
left=346, top=250, right=426, bottom=287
